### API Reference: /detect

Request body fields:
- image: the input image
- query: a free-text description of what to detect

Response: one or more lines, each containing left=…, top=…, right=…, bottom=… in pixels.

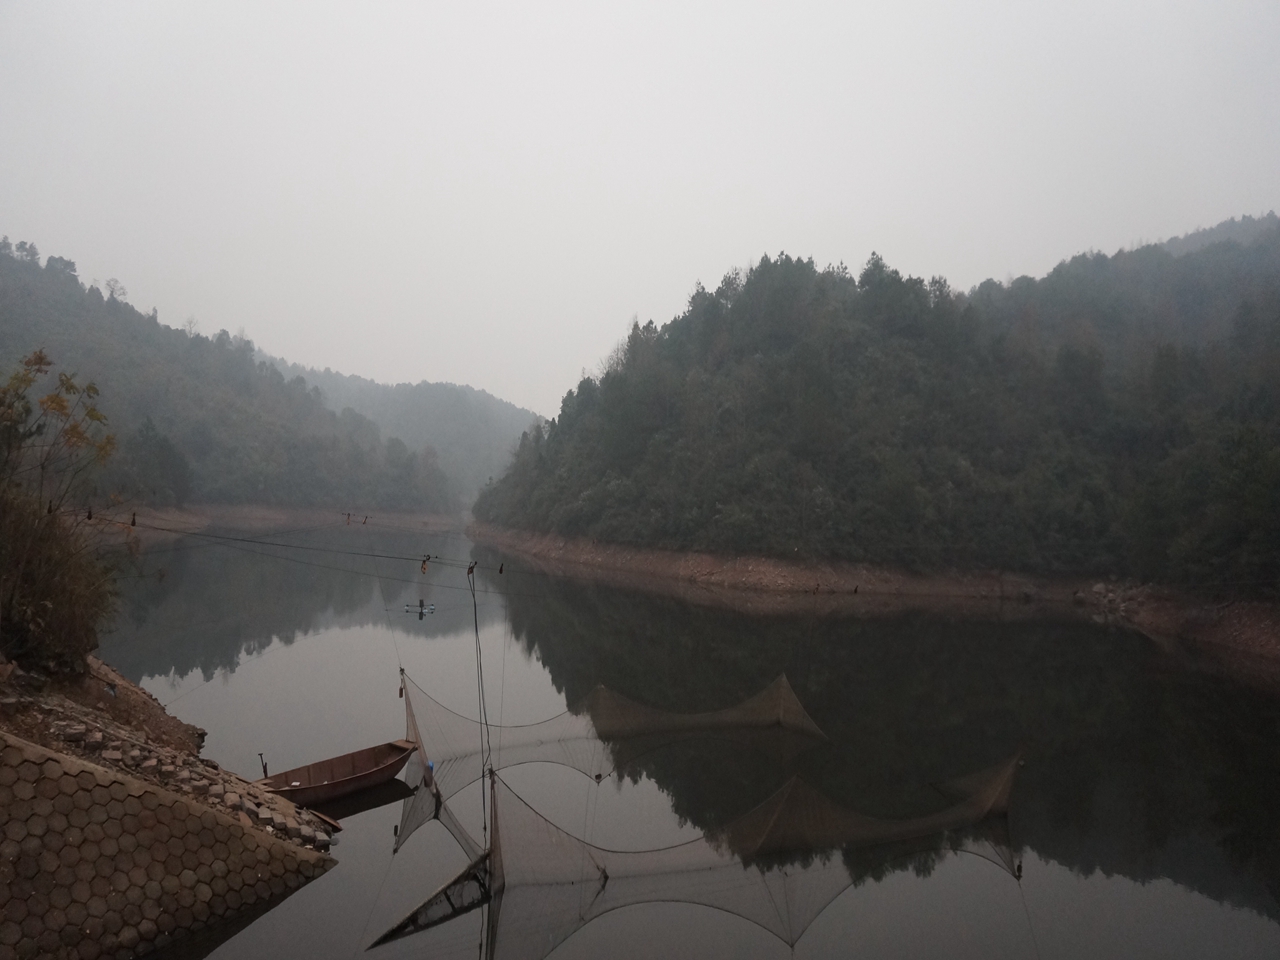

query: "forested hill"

left=967, top=213, right=1280, bottom=353
left=1162, top=211, right=1278, bottom=258
left=0, top=239, right=455, bottom=512
left=264, top=357, right=537, bottom=501
left=474, top=219, right=1280, bottom=590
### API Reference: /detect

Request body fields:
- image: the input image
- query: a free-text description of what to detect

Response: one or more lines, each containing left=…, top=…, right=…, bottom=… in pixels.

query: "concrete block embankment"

left=0, top=731, right=334, bottom=960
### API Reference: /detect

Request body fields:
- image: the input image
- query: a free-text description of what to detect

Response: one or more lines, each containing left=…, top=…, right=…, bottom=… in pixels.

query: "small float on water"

left=258, top=739, right=417, bottom=807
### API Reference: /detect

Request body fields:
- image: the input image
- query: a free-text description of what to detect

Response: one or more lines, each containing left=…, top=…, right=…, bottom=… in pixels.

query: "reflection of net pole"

left=468, top=562, right=493, bottom=847
left=403, top=599, right=435, bottom=619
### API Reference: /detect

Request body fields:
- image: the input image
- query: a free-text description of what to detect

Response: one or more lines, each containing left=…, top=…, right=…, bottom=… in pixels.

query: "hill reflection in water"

left=102, top=525, right=498, bottom=683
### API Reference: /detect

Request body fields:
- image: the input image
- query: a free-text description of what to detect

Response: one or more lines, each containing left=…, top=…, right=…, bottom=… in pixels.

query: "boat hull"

left=259, top=739, right=416, bottom=807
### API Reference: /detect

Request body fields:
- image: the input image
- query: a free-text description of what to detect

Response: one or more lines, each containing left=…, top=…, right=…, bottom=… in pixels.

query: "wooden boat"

left=258, top=739, right=417, bottom=807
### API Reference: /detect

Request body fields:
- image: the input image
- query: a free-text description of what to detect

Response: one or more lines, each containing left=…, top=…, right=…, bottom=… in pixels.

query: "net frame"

left=373, top=757, right=1020, bottom=960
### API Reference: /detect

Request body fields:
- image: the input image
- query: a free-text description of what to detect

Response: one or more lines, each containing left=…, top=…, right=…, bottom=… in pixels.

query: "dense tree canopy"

left=0, top=239, right=456, bottom=512
left=476, top=221, right=1280, bottom=591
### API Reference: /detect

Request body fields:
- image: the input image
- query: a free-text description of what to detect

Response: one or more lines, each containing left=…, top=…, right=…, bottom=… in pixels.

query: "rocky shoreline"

left=0, top=663, right=336, bottom=855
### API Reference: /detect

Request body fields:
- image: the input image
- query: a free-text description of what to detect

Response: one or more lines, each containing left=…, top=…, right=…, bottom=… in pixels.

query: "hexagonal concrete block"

left=1, top=731, right=334, bottom=959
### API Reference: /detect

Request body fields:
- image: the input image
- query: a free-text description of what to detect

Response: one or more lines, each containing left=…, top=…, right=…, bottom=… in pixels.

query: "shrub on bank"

left=0, top=351, right=116, bottom=671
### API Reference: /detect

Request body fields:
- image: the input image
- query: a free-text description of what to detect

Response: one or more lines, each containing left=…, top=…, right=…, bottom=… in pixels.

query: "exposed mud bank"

left=0, top=657, right=203, bottom=756
left=469, top=523, right=1280, bottom=677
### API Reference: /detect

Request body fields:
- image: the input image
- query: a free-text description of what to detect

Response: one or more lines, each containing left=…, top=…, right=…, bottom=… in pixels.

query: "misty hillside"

left=967, top=215, right=1280, bottom=353
left=263, top=357, right=537, bottom=501
left=0, top=239, right=455, bottom=512
left=475, top=222, right=1280, bottom=589
left=1163, top=212, right=1278, bottom=258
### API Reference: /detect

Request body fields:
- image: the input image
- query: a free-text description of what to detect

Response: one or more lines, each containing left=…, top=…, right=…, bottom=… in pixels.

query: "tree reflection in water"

left=473, top=553, right=1280, bottom=922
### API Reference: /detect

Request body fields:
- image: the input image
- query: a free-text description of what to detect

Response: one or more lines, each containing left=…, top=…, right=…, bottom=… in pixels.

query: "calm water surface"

left=99, top=524, right=1280, bottom=959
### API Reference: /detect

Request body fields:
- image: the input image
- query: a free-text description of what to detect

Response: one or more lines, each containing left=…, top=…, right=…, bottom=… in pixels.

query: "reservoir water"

left=99, top=522, right=1280, bottom=959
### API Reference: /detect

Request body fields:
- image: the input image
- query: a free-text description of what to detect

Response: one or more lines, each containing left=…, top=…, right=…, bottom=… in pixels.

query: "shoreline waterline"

left=468, top=521, right=1280, bottom=677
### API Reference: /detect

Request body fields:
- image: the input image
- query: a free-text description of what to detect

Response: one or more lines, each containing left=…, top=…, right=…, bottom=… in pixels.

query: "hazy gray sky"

left=1, top=1, right=1276, bottom=415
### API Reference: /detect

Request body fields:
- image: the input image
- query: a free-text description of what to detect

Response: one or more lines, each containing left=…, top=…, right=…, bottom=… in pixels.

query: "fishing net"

left=374, top=756, right=1019, bottom=959
left=719, top=754, right=1019, bottom=860
left=584, top=677, right=827, bottom=741
left=395, top=673, right=827, bottom=853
